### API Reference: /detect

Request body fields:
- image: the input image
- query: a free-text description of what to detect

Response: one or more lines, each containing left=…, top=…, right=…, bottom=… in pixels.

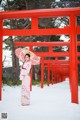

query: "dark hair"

left=25, top=53, right=30, bottom=58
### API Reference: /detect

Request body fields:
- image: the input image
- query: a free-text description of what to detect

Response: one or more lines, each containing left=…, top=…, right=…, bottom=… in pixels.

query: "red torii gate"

left=0, top=8, right=80, bottom=104
left=14, top=42, right=70, bottom=88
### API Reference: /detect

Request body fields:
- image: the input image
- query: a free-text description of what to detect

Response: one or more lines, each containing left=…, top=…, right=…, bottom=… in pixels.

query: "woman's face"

left=25, top=55, right=30, bottom=62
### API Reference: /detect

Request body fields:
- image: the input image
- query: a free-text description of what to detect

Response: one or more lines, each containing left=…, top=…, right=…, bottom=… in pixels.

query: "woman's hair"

left=25, top=53, right=30, bottom=58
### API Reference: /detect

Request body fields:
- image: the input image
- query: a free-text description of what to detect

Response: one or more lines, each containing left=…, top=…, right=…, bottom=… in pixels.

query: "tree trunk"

left=10, top=36, right=19, bottom=84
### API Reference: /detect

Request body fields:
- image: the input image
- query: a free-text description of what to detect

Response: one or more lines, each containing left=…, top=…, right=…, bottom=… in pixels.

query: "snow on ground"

left=0, top=80, right=80, bottom=120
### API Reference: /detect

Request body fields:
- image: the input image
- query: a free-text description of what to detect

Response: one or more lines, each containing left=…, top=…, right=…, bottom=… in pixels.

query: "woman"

left=15, top=48, right=40, bottom=106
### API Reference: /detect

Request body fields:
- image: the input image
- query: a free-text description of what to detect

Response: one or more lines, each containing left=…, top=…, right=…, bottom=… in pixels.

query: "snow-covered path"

left=0, top=80, right=80, bottom=120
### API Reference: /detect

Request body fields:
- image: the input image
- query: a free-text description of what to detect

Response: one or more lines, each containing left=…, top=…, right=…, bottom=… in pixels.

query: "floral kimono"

left=20, top=55, right=40, bottom=105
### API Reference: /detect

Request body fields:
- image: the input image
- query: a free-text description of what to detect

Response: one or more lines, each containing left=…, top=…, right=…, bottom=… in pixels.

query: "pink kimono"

left=20, top=55, right=40, bottom=105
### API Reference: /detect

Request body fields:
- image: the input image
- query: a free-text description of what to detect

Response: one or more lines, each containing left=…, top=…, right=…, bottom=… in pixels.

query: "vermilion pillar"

left=70, top=15, right=78, bottom=104
left=0, top=19, right=3, bottom=100
left=41, top=57, right=44, bottom=88
left=47, top=63, right=50, bottom=86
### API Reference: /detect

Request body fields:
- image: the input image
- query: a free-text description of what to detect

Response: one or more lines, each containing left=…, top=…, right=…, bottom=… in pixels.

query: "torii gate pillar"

left=70, top=15, right=78, bottom=103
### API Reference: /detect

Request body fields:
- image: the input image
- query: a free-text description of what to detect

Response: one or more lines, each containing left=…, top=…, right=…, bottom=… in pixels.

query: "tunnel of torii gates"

left=0, top=7, right=80, bottom=104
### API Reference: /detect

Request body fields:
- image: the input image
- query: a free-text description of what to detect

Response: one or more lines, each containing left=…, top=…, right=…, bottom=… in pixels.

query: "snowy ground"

left=0, top=80, right=80, bottom=120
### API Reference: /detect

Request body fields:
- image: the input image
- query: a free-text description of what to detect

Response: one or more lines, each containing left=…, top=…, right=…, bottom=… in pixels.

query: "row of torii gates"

left=0, top=7, right=80, bottom=104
